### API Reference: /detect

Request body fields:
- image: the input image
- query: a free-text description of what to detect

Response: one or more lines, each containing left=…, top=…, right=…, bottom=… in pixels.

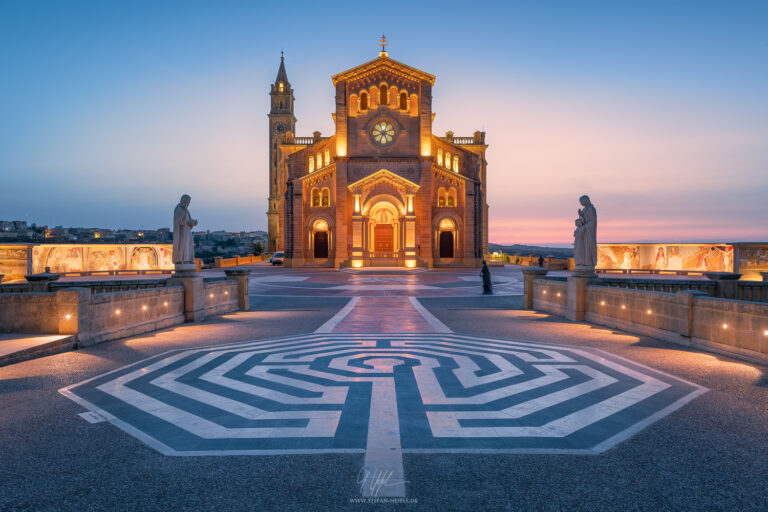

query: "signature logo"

left=357, top=467, right=408, bottom=497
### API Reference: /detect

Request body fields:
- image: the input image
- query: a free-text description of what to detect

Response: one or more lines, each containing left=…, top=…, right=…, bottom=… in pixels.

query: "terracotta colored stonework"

left=267, top=51, right=489, bottom=268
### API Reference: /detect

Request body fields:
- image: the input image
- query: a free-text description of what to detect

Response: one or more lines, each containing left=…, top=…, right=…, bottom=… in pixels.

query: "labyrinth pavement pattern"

left=60, top=333, right=706, bottom=497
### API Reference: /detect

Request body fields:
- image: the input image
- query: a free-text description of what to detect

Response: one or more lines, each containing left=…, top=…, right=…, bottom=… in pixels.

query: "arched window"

left=360, top=91, right=368, bottom=111
left=437, top=148, right=443, bottom=166
left=321, top=187, right=330, bottom=207
left=444, top=152, right=451, bottom=168
left=380, top=85, right=388, bottom=106
left=439, top=218, right=455, bottom=230
left=438, top=197, right=446, bottom=208
left=447, top=188, right=457, bottom=207
left=317, top=152, right=323, bottom=168
left=324, top=149, right=330, bottom=165
left=311, top=188, right=320, bottom=207
left=308, top=156, right=315, bottom=173
left=278, top=82, right=284, bottom=92
left=453, top=155, right=459, bottom=172
left=399, top=91, right=408, bottom=110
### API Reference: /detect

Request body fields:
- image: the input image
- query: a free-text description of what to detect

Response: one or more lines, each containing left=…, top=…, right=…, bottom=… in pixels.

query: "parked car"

left=269, top=252, right=285, bottom=265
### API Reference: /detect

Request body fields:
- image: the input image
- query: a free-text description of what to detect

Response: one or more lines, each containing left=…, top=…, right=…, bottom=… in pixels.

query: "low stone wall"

left=692, top=297, right=768, bottom=355
left=586, top=287, right=683, bottom=334
left=0, top=293, right=59, bottom=333
left=523, top=270, right=768, bottom=364
left=533, top=279, right=568, bottom=317
left=214, top=254, right=269, bottom=268
left=85, top=286, right=185, bottom=345
left=203, top=279, right=239, bottom=316
left=0, top=270, right=251, bottom=351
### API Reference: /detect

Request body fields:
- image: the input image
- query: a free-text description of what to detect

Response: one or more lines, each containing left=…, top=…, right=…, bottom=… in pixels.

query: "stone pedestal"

left=522, top=267, right=548, bottom=309
left=25, top=267, right=60, bottom=292
left=169, top=271, right=205, bottom=322
left=224, top=269, right=251, bottom=311
left=566, top=275, right=598, bottom=321
left=704, top=272, right=742, bottom=300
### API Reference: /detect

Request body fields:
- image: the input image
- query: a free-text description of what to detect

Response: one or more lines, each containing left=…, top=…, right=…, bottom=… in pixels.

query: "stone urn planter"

left=25, top=267, right=60, bottom=291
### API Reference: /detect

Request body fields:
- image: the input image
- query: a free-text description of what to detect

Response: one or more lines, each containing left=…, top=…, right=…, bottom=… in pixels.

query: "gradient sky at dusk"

left=1, top=0, right=767, bottom=244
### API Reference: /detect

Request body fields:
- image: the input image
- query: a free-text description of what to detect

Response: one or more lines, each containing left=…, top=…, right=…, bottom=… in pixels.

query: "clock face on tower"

left=371, top=120, right=396, bottom=146
left=274, top=123, right=287, bottom=134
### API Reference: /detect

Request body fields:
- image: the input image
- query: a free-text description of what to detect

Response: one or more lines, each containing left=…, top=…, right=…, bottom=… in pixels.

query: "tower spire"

left=379, top=33, right=388, bottom=57
left=275, top=51, right=289, bottom=87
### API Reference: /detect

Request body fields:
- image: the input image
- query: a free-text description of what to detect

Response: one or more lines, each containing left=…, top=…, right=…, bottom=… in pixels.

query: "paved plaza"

left=1, top=265, right=767, bottom=511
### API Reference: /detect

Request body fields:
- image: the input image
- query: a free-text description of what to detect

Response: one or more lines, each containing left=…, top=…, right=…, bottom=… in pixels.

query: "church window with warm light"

left=371, top=120, right=395, bottom=145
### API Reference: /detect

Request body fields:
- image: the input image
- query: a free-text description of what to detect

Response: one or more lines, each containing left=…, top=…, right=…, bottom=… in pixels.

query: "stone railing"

left=594, top=278, right=717, bottom=295
left=0, top=279, right=171, bottom=294
left=522, top=268, right=768, bottom=364
left=737, top=281, right=768, bottom=302
left=440, top=132, right=485, bottom=145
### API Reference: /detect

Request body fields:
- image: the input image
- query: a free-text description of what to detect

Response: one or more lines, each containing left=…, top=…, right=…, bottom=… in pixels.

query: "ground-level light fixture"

left=65, top=314, right=71, bottom=320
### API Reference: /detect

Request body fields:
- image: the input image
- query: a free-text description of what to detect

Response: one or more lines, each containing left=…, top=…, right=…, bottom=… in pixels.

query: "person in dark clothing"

left=538, top=255, right=544, bottom=268
left=480, top=260, right=493, bottom=294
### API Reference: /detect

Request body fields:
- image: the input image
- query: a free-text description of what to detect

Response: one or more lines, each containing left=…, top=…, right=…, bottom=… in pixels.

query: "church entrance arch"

left=436, top=217, right=458, bottom=261
left=311, top=218, right=330, bottom=260
left=367, top=200, right=400, bottom=260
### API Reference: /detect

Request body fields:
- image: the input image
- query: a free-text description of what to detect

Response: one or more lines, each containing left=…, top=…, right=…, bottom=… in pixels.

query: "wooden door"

left=374, top=225, right=394, bottom=254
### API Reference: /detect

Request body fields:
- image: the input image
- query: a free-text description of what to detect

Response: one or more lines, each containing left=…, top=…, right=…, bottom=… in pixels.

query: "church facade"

left=267, top=47, right=489, bottom=268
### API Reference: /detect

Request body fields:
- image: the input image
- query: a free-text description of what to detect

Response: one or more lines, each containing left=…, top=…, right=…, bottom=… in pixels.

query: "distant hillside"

left=489, top=243, right=573, bottom=259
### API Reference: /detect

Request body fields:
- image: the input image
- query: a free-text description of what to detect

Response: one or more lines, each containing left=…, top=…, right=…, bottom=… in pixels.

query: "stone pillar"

left=566, top=275, right=598, bottom=321
left=704, top=272, right=742, bottom=300
left=214, top=256, right=222, bottom=268
left=56, top=287, right=91, bottom=344
left=675, top=290, right=710, bottom=337
left=170, top=265, right=205, bottom=322
left=522, top=267, right=548, bottom=309
left=225, top=269, right=251, bottom=311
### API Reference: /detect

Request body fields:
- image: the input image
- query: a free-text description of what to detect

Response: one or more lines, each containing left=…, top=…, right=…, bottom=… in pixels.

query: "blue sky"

left=1, top=0, right=767, bottom=243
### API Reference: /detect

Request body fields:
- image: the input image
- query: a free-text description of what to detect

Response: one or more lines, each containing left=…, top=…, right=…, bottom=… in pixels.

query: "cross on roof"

left=379, top=33, right=388, bottom=55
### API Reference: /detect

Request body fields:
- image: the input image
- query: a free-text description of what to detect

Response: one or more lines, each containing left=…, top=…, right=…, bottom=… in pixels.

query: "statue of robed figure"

left=173, top=194, right=198, bottom=265
left=480, top=260, right=493, bottom=294
left=573, top=195, right=597, bottom=272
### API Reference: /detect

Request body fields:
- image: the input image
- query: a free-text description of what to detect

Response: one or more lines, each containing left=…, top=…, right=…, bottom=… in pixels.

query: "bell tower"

left=267, top=52, right=296, bottom=253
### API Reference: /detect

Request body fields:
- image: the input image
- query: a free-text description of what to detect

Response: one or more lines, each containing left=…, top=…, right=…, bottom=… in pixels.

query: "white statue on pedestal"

left=173, top=194, right=198, bottom=265
left=573, top=195, right=597, bottom=272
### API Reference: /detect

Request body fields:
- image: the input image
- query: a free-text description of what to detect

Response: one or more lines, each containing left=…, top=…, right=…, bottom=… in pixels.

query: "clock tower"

left=267, top=53, right=296, bottom=252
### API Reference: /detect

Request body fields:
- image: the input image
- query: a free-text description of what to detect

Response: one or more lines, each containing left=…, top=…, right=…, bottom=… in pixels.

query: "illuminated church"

left=267, top=40, right=489, bottom=267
